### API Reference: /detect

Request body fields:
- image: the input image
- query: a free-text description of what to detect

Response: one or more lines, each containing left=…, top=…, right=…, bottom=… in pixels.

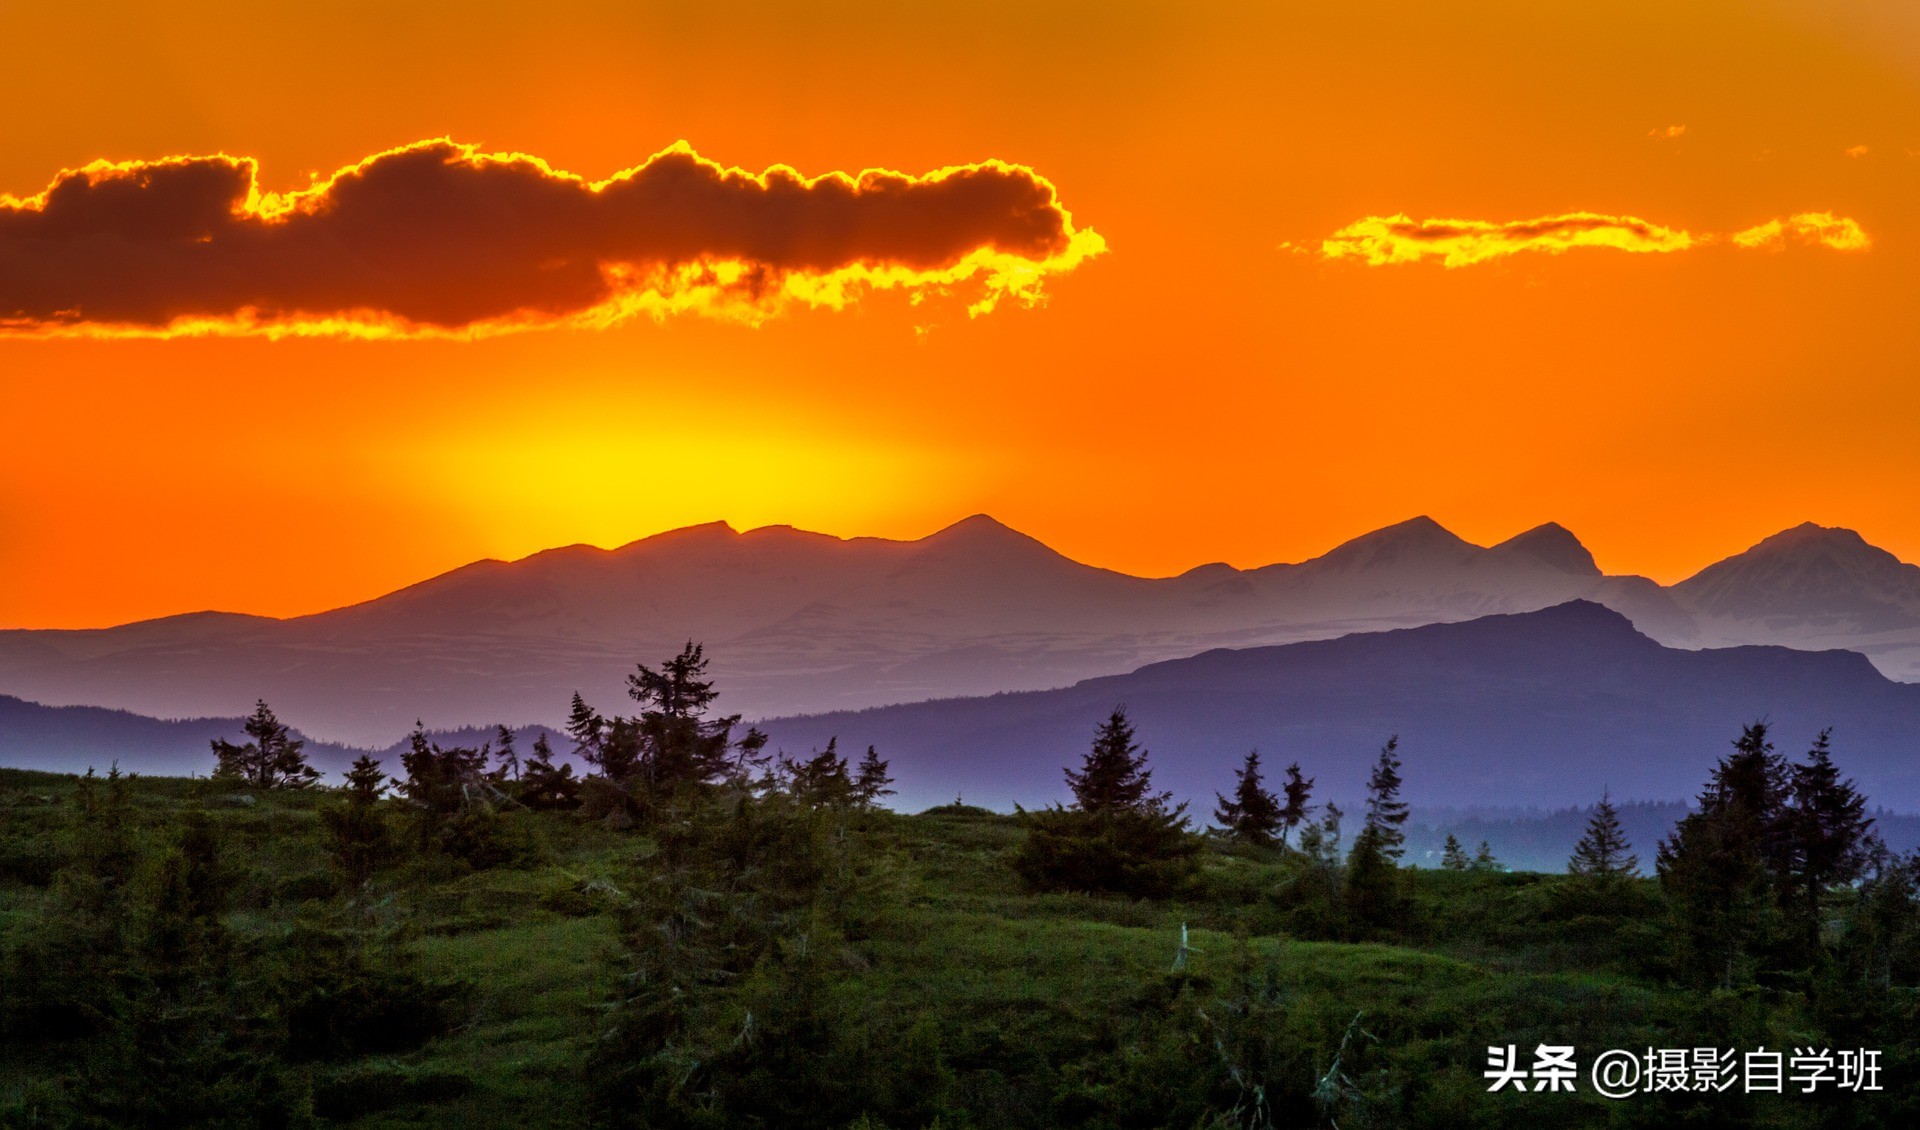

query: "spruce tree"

left=1346, top=738, right=1410, bottom=931
left=1065, top=708, right=1161, bottom=814
left=1471, top=841, right=1501, bottom=871
left=210, top=700, right=320, bottom=790
left=1786, top=729, right=1876, bottom=950
left=1345, top=822, right=1398, bottom=932
left=1569, top=790, right=1638, bottom=879
left=1658, top=721, right=1791, bottom=987
left=1361, top=736, right=1409, bottom=862
left=784, top=738, right=853, bottom=808
left=1015, top=709, right=1195, bottom=896
left=1298, top=802, right=1343, bottom=869
left=1279, top=761, right=1315, bottom=849
left=566, top=692, right=604, bottom=759
left=1214, top=749, right=1283, bottom=845
left=627, top=641, right=741, bottom=789
left=851, top=745, right=895, bottom=809
left=1295, top=802, right=1346, bottom=933
left=1440, top=834, right=1469, bottom=871
left=323, top=754, right=394, bottom=891
left=520, top=734, right=581, bottom=811
left=492, top=724, right=522, bottom=783
left=397, top=723, right=488, bottom=819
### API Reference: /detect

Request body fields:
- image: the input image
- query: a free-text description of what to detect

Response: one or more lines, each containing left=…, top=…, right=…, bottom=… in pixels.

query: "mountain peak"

left=1675, top=522, right=1920, bottom=624
left=613, top=520, right=739, bottom=554
left=1749, top=522, right=1872, bottom=555
left=1315, top=515, right=1476, bottom=571
left=919, top=514, right=1055, bottom=554
left=1493, top=522, right=1600, bottom=576
left=932, top=513, right=1018, bottom=536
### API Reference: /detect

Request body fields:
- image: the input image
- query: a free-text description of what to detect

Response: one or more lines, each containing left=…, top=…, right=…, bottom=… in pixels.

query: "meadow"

left=3, top=759, right=1913, bottom=1129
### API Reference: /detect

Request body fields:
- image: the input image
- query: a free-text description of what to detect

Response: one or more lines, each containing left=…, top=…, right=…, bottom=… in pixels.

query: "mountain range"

left=3, top=515, right=1920, bottom=748
left=755, top=601, right=1920, bottom=813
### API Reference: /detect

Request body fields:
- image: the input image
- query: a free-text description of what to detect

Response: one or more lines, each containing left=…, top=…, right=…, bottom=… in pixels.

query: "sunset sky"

left=5, top=0, right=1920, bottom=628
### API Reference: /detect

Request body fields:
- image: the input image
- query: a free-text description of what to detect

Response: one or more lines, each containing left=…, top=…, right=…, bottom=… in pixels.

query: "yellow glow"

left=1322, top=212, right=1696, bottom=267
left=1731, top=212, right=1873, bottom=252
left=385, top=401, right=998, bottom=558
left=1324, top=211, right=1874, bottom=267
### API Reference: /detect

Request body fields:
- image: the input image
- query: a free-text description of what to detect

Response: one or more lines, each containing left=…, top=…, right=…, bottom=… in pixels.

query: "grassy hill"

left=2, top=766, right=1914, bottom=1128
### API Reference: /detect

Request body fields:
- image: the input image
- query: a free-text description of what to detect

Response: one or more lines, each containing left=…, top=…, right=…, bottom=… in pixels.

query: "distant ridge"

left=755, top=601, right=1920, bottom=813
left=0, top=694, right=555, bottom=781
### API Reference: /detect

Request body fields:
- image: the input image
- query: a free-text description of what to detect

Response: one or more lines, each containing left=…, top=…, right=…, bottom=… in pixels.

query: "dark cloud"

left=0, top=141, right=1103, bottom=336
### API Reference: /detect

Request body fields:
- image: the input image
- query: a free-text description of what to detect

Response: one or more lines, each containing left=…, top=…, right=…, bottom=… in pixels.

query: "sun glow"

left=386, top=400, right=997, bottom=559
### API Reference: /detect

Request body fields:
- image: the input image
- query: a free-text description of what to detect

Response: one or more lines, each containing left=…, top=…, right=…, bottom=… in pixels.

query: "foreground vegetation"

left=1, top=770, right=1912, bottom=1127
left=2, top=646, right=1916, bottom=1127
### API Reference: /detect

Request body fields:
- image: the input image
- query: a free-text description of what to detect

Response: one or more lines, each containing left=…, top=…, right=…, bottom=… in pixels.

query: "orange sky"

left=5, top=0, right=1920, bottom=628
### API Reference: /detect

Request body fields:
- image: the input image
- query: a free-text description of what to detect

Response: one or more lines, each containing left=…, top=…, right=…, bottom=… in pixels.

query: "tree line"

left=1013, top=701, right=1893, bottom=986
left=216, top=645, right=1890, bottom=970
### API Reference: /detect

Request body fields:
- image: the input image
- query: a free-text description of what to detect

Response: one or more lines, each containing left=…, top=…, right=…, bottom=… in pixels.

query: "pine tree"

left=851, top=746, right=895, bottom=809
left=730, top=726, right=773, bottom=786
left=322, top=754, right=393, bottom=891
left=397, top=722, right=488, bottom=819
left=1293, top=802, right=1346, bottom=933
left=1015, top=708, right=1195, bottom=896
left=1065, top=708, right=1162, bottom=814
left=1361, top=736, right=1409, bottom=862
left=1345, top=823, right=1398, bottom=931
left=1471, top=841, right=1501, bottom=871
left=1440, top=834, right=1469, bottom=871
left=566, top=691, right=605, bottom=757
left=1279, top=761, right=1315, bottom=849
left=1345, top=738, right=1411, bottom=931
left=1569, top=790, right=1639, bottom=879
left=1786, top=729, right=1876, bottom=950
left=1298, top=802, right=1343, bottom=869
left=210, top=700, right=320, bottom=790
left=520, top=734, right=581, bottom=811
left=1214, top=749, right=1283, bottom=845
left=1702, top=721, right=1795, bottom=880
left=570, top=644, right=758, bottom=805
left=1658, top=721, right=1791, bottom=987
left=627, top=641, right=740, bottom=789
left=784, top=738, right=854, bottom=808
left=492, top=724, right=522, bottom=783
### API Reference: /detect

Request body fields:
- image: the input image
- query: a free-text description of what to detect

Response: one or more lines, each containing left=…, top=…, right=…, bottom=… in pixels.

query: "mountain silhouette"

left=755, top=601, right=1920, bottom=813
left=2, top=516, right=1918, bottom=746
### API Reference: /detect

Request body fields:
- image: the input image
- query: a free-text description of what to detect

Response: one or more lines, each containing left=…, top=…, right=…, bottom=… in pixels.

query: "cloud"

left=1648, top=125, right=1687, bottom=139
left=0, top=140, right=1105, bottom=338
left=1730, top=212, right=1872, bottom=252
left=1321, top=210, right=1871, bottom=267
left=1320, top=212, right=1694, bottom=268
left=1845, top=144, right=1871, bottom=158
